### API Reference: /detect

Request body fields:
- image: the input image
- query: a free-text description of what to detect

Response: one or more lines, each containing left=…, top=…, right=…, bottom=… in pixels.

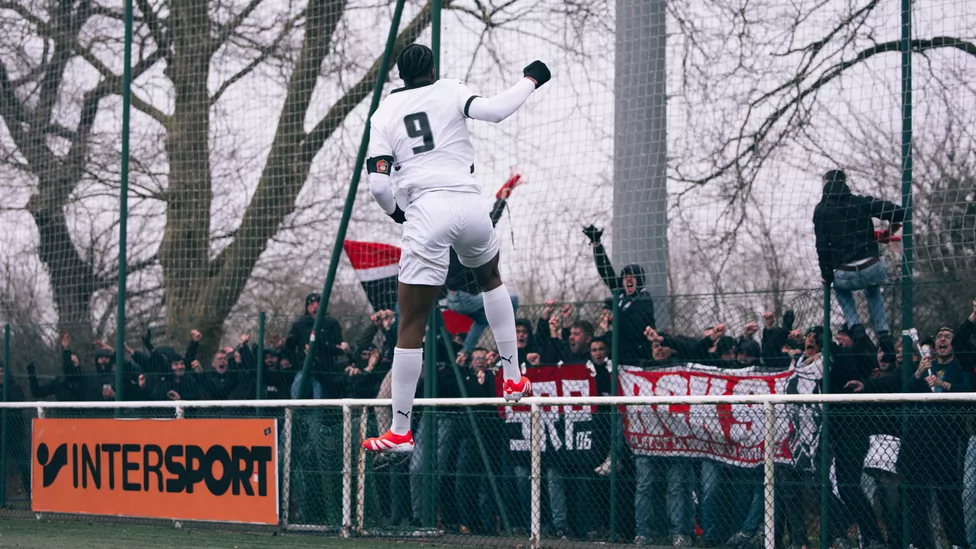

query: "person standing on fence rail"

left=361, top=43, right=549, bottom=453
left=813, top=169, right=905, bottom=341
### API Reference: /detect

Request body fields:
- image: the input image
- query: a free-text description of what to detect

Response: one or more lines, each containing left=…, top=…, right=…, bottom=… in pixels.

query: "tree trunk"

left=160, top=0, right=215, bottom=343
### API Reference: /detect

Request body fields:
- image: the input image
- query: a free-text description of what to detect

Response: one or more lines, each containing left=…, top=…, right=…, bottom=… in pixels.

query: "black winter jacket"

left=813, top=179, right=905, bottom=282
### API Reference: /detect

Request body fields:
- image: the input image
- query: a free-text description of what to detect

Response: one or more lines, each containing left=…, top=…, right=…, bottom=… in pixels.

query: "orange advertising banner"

left=32, top=418, right=278, bottom=524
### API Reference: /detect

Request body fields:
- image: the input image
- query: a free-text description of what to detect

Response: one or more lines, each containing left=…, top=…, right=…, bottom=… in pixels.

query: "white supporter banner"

left=618, top=365, right=805, bottom=467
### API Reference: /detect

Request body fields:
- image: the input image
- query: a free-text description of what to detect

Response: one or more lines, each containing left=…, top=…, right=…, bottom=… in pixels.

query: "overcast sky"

left=1, top=0, right=974, bottom=337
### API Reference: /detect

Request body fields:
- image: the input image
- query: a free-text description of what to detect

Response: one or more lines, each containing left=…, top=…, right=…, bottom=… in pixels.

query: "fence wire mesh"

left=0, top=388, right=974, bottom=549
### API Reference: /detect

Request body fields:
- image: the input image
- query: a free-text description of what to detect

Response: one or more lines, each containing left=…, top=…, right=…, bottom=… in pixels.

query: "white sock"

left=390, top=347, right=423, bottom=435
left=482, top=284, right=520, bottom=383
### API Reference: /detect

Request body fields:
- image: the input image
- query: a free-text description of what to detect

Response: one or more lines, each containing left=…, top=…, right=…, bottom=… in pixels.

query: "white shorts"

left=398, top=190, right=500, bottom=286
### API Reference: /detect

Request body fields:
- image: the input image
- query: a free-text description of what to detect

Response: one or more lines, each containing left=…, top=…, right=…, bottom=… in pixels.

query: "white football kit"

left=367, top=77, right=537, bottom=286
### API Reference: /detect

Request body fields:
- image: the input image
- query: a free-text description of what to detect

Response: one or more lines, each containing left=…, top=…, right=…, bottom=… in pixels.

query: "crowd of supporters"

left=0, top=171, right=972, bottom=548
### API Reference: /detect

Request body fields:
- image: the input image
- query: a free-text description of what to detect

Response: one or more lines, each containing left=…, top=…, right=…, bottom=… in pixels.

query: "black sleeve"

left=534, top=318, right=561, bottom=365
left=184, top=340, right=199, bottom=366
left=325, top=318, right=345, bottom=357
left=130, top=350, right=151, bottom=369
left=592, top=243, right=619, bottom=292
left=29, top=375, right=57, bottom=400
left=238, top=343, right=257, bottom=371
left=61, top=350, right=80, bottom=377
left=489, top=198, right=507, bottom=227
left=813, top=206, right=834, bottom=282
left=761, top=327, right=791, bottom=369
left=662, top=335, right=710, bottom=362
left=866, top=196, right=907, bottom=225
left=952, top=318, right=976, bottom=373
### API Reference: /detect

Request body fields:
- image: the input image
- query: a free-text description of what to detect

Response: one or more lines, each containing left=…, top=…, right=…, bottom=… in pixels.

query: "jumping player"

left=362, top=44, right=550, bottom=453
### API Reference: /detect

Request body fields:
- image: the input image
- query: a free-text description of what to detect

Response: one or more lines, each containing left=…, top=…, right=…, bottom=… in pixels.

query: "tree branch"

left=209, top=0, right=264, bottom=58
left=301, top=1, right=435, bottom=162
left=676, top=36, right=976, bottom=186
left=133, top=0, right=172, bottom=62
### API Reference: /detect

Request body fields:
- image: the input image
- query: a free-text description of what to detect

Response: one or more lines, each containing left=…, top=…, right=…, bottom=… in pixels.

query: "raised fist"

left=782, top=309, right=795, bottom=331
left=582, top=225, right=603, bottom=244
left=522, top=60, right=551, bottom=88
left=190, top=330, right=202, bottom=342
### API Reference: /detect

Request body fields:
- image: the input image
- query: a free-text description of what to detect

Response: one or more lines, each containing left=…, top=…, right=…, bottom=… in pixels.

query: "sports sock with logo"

left=390, top=347, right=423, bottom=435
left=482, top=284, right=520, bottom=383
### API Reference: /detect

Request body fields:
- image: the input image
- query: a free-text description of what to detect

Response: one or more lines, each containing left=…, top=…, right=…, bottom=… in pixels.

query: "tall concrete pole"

left=614, top=0, right=669, bottom=327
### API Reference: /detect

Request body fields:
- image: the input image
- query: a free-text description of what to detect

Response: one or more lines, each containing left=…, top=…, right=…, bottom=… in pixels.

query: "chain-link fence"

left=2, top=386, right=976, bottom=549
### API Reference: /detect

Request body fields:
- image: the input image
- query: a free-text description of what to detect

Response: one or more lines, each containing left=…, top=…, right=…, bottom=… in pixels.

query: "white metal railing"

left=2, top=390, right=975, bottom=410
left=10, top=392, right=974, bottom=548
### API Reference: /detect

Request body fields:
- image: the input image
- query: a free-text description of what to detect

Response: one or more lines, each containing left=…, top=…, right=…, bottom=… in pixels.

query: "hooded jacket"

left=592, top=246, right=656, bottom=364
left=285, top=293, right=345, bottom=377
left=813, top=178, right=905, bottom=282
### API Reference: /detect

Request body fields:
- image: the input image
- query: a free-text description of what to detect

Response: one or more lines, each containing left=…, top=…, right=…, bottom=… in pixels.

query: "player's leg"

left=454, top=194, right=530, bottom=401
left=363, top=282, right=440, bottom=453
left=365, top=196, right=451, bottom=453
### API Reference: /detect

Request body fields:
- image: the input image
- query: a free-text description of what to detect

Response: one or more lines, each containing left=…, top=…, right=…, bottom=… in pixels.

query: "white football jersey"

left=367, top=79, right=481, bottom=199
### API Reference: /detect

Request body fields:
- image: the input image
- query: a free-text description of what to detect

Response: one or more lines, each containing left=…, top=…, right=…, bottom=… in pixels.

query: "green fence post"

left=820, top=283, right=832, bottom=549
left=115, top=0, right=134, bottom=403
left=432, top=0, right=442, bottom=75
left=610, top=291, right=620, bottom=542
left=256, top=312, right=266, bottom=401
left=297, top=0, right=406, bottom=399
left=439, top=324, right=513, bottom=535
left=899, top=2, right=914, bottom=547
left=421, top=309, right=437, bottom=526
left=1, top=324, right=10, bottom=508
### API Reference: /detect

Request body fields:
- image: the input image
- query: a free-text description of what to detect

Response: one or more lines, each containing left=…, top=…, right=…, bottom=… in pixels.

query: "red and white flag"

left=343, top=240, right=474, bottom=335
left=343, top=240, right=400, bottom=312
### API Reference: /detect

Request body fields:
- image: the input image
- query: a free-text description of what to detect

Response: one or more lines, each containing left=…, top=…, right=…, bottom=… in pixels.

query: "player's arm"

left=463, top=61, right=550, bottom=123
left=366, top=119, right=406, bottom=223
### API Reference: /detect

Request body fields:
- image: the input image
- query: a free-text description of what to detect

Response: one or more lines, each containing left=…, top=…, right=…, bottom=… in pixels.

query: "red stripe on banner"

left=343, top=240, right=401, bottom=270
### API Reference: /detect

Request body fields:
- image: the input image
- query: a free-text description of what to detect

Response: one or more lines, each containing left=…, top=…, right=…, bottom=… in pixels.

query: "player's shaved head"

left=398, top=44, right=435, bottom=86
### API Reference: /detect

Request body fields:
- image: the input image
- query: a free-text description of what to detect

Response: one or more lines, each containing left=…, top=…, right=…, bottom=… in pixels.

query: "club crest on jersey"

left=376, top=159, right=390, bottom=174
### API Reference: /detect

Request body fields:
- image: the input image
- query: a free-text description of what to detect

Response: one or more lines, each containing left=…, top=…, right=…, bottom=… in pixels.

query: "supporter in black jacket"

left=813, top=170, right=905, bottom=338
left=150, top=347, right=202, bottom=401
left=550, top=320, right=595, bottom=365
left=514, top=318, right=539, bottom=367
left=199, top=346, right=249, bottom=400
left=27, top=333, right=97, bottom=401
left=760, top=310, right=795, bottom=369
left=899, top=306, right=975, bottom=549
left=259, top=350, right=293, bottom=400
left=583, top=225, right=656, bottom=364
left=285, top=293, right=347, bottom=396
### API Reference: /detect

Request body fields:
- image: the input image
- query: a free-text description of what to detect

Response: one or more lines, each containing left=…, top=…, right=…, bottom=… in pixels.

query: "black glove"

left=582, top=224, right=603, bottom=244
left=523, top=60, right=551, bottom=88
left=782, top=309, right=795, bottom=332
left=389, top=205, right=406, bottom=224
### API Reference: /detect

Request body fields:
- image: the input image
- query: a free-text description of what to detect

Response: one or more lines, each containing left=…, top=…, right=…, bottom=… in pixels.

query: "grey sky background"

left=0, top=0, right=973, bottom=339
